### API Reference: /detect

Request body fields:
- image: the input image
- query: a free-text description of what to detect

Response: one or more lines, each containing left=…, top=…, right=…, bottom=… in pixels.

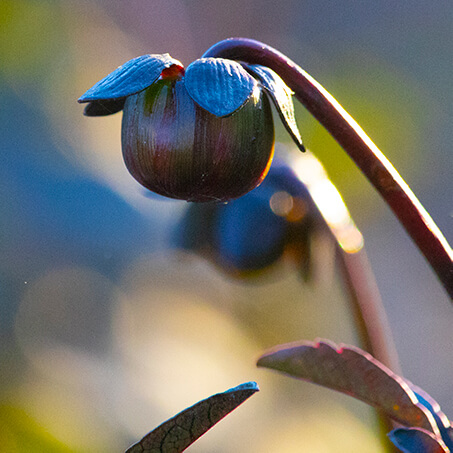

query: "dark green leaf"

left=125, top=381, right=259, bottom=453
left=185, top=58, right=257, bottom=117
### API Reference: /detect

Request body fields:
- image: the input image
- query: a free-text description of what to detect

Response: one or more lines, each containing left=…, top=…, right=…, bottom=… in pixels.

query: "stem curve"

left=203, top=38, right=453, bottom=300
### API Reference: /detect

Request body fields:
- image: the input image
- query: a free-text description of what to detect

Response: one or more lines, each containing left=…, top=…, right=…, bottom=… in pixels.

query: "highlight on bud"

left=78, top=54, right=304, bottom=202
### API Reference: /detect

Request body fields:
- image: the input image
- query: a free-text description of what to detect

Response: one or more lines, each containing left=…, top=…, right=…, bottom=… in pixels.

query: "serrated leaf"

left=245, top=64, right=304, bottom=152
left=257, top=339, right=440, bottom=437
left=125, top=381, right=259, bottom=453
left=78, top=54, right=182, bottom=103
left=185, top=58, right=257, bottom=117
left=409, top=383, right=453, bottom=450
left=389, top=428, right=449, bottom=453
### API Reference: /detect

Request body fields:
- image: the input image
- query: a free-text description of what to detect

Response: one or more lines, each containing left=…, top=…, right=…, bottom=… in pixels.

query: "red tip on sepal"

left=160, top=64, right=185, bottom=80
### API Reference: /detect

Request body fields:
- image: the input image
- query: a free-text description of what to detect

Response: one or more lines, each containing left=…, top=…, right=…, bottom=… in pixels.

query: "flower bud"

left=121, top=77, right=274, bottom=202
left=79, top=54, right=304, bottom=202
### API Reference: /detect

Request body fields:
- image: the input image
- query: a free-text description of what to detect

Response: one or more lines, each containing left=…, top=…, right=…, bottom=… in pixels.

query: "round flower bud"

left=79, top=54, right=304, bottom=202
left=121, top=77, right=275, bottom=202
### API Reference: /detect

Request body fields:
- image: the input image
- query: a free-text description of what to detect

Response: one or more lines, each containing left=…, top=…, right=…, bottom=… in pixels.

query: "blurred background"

left=0, top=1, right=452, bottom=451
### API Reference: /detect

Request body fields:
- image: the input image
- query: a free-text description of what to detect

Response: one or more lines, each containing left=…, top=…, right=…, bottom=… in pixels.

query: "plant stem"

left=338, top=247, right=401, bottom=375
left=338, top=247, right=400, bottom=453
left=290, top=149, right=400, bottom=371
left=203, top=38, right=453, bottom=301
left=295, top=149, right=399, bottom=449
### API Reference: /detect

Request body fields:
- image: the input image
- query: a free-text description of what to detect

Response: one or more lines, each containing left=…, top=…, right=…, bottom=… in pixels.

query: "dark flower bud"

left=121, top=73, right=274, bottom=202
left=79, top=54, right=305, bottom=202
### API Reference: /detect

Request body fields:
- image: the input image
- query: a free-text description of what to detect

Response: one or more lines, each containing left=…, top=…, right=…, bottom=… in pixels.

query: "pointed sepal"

left=83, top=98, right=126, bottom=116
left=78, top=54, right=183, bottom=104
left=245, top=64, right=304, bottom=152
left=185, top=58, right=257, bottom=117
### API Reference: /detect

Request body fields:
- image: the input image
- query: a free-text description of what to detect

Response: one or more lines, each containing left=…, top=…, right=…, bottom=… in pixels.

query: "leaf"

left=125, top=381, right=259, bottom=453
left=257, top=339, right=440, bottom=437
left=244, top=64, right=304, bottom=152
left=185, top=58, right=257, bottom=117
left=409, top=383, right=453, bottom=450
left=389, top=428, right=449, bottom=453
left=78, top=54, right=183, bottom=103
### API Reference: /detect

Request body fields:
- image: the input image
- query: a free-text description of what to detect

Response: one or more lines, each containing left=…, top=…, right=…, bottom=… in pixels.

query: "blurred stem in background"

left=289, top=151, right=400, bottom=451
left=288, top=151, right=401, bottom=374
left=339, top=249, right=401, bottom=375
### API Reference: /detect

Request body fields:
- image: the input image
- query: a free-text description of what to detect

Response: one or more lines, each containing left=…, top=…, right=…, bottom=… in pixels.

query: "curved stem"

left=203, top=38, right=453, bottom=301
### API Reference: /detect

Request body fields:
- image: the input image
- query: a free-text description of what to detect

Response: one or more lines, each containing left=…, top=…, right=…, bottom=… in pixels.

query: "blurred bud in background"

left=175, top=144, right=363, bottom=282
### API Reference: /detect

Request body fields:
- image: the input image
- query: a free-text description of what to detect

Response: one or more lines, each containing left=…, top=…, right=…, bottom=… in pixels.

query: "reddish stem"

left=203, top=38, right=453, bottom=301
left=338, top=247, right=401, bottom=375
left=338, top=248, right=400, bottom=453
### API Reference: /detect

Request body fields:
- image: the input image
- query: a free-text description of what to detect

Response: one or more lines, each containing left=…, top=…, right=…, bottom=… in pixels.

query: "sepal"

left=83, top=98, right=126, bottom=116
left=78, top=54, right=182, bottom=104
left=245, top=64, right=304, bottom=152
left=185, top=58, right=257, bottom=117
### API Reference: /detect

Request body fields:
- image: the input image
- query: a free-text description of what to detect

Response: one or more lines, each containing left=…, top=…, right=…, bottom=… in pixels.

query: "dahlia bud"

left=79, top=54, right=304, bottom=202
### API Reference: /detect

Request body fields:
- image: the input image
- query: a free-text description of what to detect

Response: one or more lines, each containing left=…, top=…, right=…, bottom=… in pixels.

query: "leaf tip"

left=297, top=141, right=306, bottom=152
left=228, top=381, right=259, bottom=393
left=388, top=428, right=448, bottom=453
